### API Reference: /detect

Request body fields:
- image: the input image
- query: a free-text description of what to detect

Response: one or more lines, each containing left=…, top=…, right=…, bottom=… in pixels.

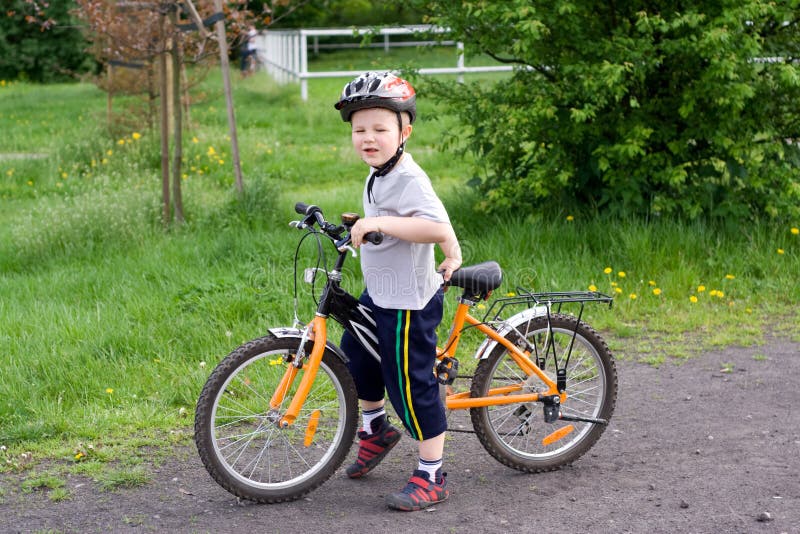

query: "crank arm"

left=559, top=414, right=608, bottom=425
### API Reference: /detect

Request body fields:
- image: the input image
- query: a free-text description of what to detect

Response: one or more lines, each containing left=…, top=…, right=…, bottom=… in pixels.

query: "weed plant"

left=0, top=47, right=798, bottom=476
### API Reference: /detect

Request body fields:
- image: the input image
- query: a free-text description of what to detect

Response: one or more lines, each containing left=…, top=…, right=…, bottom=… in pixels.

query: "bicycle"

left=194, top=202, right=617, bottom=503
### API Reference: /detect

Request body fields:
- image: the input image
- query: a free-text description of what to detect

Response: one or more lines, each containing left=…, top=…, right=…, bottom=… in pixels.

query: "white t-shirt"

left=360, top=153, right=450, bottom=310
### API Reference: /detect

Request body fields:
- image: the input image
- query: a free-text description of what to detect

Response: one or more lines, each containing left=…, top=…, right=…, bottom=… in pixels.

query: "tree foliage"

left=0, top=1, right=95, bottom=82
left=415, top=1, right=800, bottom=219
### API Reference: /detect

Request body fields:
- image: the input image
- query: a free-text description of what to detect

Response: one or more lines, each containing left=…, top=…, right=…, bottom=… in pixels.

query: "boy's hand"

left=350, top=218, right=380, bottom=248
left=437, top=257, right=462, bottom=282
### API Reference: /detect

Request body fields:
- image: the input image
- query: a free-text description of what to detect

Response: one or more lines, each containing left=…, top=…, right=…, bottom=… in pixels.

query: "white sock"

left=361, top=407, right=385, bottom=435
left=418, top=457, right=442, bottom=481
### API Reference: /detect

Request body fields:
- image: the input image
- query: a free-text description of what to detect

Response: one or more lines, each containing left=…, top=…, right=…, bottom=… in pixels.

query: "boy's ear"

left=402, top=123, right=413, bottom=142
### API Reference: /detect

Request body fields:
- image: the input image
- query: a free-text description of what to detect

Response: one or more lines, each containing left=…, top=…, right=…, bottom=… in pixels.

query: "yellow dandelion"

left=61, top=172, right=67, bottom=179
left=218, top=159, right=225, bottom=165
left=777, top=248, right=784, bottom=255
left=6, top=169, right=13, bottom=177
left=618, top=271, right=626, bottom=278
left=648, top=280, right=656, bottom=286
left=192, top=136, right=199, bottom=144
left=689, top=295, right=698, bottom=303
left=629, top=293, right=637, bottom=300
left=269, top=357, right=283, bottom=366
left=725, top=274, right=735, bottom=280
left=745, top=307, right=752, bottom=313
left=566, top=215, right=574, bottom=221
left=588, top=284, right=598, bottom=292
left=611, top=281, right=618, bottom=287
left=105, top=388, right=113, bottom=394
left=652, top=288, right=662, bottom=296
left=791, top=227, right=799, bottom=235
left=132, top=132, right=141, bottom=140
left=709, top=290, right=719, bottom=297
left=604, top=267, right=612, bottom=274
left=697, top=285, right=706, bottom=292
left=27, top=180, right=33, bottom=186
left=207, top=146, right=216, bottom=156
left=74, top=452, right=84, bottom=460
left=506, top=292, right=516, bottom=297
left=116, top=139, right=125, bottom=145
left=106, top=149, right=113, bottom=156
left=716, top=290, right=725, bottom=298
left=477, top=303, right=486, bottom=310
left=614, top=287, right=622, bottom=294
left=102, top=158, right=108, bottom=164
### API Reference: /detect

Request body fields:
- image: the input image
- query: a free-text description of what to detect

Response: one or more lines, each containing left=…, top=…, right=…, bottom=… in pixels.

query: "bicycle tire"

left=194, top=335, right=358, bottom=503
left=470, top=313, right=617, bottom=472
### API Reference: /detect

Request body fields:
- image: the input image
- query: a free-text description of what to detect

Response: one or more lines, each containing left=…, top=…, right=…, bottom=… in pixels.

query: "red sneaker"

left=345, top=418, right=401, bottom=479
left=385, top=470, right=449, bottom=511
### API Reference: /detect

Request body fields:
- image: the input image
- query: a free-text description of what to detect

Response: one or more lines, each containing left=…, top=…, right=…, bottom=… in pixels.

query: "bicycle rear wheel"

left=470, top=313, right=616, bottom=472
left=194, top=335, right=358, bottom=503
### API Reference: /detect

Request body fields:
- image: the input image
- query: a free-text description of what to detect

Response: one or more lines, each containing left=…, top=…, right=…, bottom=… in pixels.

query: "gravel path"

left=2, top=334, right=798, bottom=533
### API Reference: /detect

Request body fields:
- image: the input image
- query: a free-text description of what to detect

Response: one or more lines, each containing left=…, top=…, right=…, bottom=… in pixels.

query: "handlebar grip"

left=295, top=202, right=323, bottom=217
left=363, top=232, right=383, bottom=245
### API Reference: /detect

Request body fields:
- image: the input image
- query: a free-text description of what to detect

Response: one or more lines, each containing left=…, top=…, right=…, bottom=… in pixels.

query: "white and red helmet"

left=334, top=71, right=416, bottom=123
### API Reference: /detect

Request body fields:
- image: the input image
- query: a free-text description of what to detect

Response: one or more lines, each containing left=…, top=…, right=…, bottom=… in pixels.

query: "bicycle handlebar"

left=292, top=201, right=383, bottom=245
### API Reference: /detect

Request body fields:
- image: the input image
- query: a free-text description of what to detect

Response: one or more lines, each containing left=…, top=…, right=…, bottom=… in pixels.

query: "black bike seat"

left=446, top=261, right=503, bottom=294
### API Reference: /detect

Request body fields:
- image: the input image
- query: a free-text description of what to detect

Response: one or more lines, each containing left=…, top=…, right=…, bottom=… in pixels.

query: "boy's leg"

left=373, top=290, right=450, bottom=510
left=340, top=292, right=401, bottom=479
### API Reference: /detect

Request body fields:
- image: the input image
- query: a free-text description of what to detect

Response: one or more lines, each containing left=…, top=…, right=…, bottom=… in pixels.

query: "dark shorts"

left=340, top=289, right=447, bottom=441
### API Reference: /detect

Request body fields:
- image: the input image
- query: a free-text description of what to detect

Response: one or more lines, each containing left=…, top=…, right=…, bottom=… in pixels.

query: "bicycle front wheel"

left=194, top=335, right=358, bottom=503
left=470, top=313, right=617, bottom=472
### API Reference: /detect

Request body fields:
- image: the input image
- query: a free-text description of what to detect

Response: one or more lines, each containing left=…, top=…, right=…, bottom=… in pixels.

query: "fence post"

left=457, top=41, right=464, bottom=83
left=300, top=30, right=309, bottom=101
left=384, top=33, right=390, bottom=53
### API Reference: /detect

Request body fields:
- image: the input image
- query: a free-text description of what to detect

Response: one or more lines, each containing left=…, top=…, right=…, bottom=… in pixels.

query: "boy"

left=334, top=72, right=462, bottom=511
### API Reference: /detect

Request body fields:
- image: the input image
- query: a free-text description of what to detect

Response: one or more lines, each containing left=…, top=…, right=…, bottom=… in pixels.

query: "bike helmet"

left=334, top=71, right=416, bottom=124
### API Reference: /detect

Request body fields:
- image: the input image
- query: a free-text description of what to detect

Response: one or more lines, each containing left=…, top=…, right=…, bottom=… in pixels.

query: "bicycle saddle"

left=446, top=261, right=503, bottom=295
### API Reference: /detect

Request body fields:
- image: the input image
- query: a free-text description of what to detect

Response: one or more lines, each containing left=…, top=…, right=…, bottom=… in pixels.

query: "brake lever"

left=337, top=244, right=358, bottom=257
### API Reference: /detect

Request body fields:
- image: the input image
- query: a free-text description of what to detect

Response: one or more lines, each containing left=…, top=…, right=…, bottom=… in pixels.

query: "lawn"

left=1, top=47, right=798, bottom=477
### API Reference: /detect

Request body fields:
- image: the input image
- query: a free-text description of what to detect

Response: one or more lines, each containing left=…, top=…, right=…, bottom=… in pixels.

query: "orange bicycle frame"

left=438, top=300, right=565, bottom=410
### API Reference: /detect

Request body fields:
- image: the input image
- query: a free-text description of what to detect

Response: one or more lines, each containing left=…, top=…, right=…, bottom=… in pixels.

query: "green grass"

left=1, top=46, right=799, bottom=477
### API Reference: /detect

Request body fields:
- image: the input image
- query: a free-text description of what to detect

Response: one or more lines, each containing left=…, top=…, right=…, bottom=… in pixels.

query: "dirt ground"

left=2, top=334, right=799, bottom=534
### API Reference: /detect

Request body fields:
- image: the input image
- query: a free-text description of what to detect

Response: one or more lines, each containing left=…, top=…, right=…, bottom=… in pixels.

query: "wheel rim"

left=209, top=349, right=348, bottom=490
left=482, top=326, right=608, bottom=460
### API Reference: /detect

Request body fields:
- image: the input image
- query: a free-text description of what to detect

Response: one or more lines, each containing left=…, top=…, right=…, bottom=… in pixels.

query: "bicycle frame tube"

left=440, top=302, right=562, bottom=410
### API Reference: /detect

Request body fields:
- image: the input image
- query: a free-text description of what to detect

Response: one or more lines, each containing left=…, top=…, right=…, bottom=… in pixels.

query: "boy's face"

left=350, top=107, right=412, bottom=168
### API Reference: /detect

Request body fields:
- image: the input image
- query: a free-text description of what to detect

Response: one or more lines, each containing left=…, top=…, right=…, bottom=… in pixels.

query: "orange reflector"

left=542, top=424, right=575, bottom=446
left=303, top=410, right=321, bottom=447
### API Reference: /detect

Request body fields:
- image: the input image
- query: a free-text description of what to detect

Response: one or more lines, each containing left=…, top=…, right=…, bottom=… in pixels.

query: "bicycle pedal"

left=436, top=357, right=459, bottom=385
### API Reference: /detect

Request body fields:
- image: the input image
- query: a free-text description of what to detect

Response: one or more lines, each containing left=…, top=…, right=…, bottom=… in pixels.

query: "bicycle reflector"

left=542, top=425, right=574, bottom=446
left=304, top=410, right=321, bottom=447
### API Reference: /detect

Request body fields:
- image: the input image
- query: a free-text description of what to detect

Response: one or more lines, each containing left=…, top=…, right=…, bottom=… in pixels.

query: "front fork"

left=270, top=315, right=328, bottom=428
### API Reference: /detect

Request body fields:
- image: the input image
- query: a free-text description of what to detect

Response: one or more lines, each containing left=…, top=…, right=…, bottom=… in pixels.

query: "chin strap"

left=366, top=111, right=406, bottom=204
left=366, top=143, right=405, bottom=203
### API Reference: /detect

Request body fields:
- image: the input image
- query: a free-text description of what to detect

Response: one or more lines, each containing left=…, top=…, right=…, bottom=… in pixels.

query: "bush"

left=0, top=2, right=95, bottom=82
left=415, top=1, right=800, bottom=220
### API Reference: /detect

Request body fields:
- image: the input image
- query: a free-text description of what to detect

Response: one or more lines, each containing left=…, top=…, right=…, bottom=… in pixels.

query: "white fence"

left=255, top=25, right=513, bottom=101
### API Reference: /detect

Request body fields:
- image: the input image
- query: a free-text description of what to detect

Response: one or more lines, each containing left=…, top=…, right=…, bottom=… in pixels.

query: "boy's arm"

left=351, top=216, right=462, bottom=280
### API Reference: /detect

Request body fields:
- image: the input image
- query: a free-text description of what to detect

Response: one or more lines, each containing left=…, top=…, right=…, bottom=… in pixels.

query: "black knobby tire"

left=194, top=335, right=358, bottom=503
left=470, top=313, right=617, bottom=472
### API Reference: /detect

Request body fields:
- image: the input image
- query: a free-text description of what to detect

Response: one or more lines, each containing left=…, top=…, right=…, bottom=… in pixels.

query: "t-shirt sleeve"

left=397, top=174, right=450, bottom=224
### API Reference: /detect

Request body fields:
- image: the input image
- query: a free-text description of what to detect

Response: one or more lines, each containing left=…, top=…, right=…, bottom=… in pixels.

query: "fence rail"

left=255, top=25, right=513, bottom=100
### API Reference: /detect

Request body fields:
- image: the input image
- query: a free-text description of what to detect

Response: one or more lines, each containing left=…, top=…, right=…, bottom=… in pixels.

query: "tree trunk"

left=159, top=11, right=171, bottom=226
left=169, top=7, right=184, bottom=223
left=213, top=0, right=244, bottom=194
